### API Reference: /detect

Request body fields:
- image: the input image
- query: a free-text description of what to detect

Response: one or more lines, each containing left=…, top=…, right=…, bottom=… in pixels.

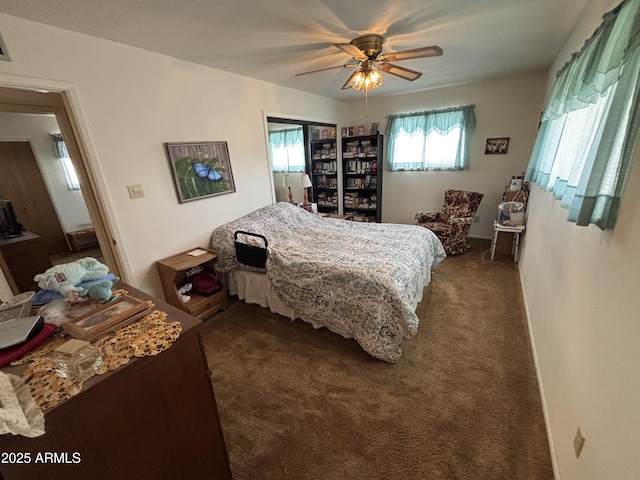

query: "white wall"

left=0, top=13, right=348, bottom=297
left=519, top=1, right=640, bottom=479
left=0, top=112, right=93, bottom=233
left=347, top=71, right=547, bottom=238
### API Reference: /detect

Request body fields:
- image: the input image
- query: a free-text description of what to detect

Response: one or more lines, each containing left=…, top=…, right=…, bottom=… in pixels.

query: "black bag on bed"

left=234, top=230, right=268, bottom=268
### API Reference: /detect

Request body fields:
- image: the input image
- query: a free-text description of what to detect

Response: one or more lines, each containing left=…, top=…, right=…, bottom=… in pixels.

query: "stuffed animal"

left=80, top=279, right=117, bottom=303
left=33, top=258, right=110, bottom=296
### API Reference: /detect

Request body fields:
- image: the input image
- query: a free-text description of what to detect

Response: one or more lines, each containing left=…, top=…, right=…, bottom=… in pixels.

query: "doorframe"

left=262, top=110, right=338, bottom=206
left=0, top=75, right=126, bottom=281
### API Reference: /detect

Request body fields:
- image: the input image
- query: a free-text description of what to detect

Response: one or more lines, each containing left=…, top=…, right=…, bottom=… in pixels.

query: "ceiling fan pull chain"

left=365, top=88, right=368, bottom=118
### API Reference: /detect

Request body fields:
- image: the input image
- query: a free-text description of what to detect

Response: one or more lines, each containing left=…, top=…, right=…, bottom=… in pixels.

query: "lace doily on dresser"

left=11, top=310, right=182, bottom=411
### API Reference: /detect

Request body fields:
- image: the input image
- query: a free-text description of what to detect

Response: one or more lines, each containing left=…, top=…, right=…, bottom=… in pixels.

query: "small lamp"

left=300, top=174, right=312, bottom=204
left=282, top=174, right=294, bottom=203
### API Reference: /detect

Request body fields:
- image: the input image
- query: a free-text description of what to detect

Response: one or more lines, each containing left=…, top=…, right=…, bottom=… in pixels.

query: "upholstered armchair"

left=415, top=189, right=484, bottom=256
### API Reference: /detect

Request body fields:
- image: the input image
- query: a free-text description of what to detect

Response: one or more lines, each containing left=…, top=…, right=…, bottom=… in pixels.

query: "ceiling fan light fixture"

left=350, top=68, right=383, bottom=91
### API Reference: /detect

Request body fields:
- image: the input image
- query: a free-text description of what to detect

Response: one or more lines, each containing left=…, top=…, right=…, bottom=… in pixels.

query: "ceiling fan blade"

left=334, top=43, right=368, bottom=61
left=341, top=70, right=361, bottom=90
left=295, top=63, right=358, bottom=77
left=378, top=45, right=443, bottom=62
left=377, top=62, right=423, bottom=81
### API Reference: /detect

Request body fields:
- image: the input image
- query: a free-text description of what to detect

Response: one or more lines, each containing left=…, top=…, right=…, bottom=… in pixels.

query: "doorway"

left=0, top=85, right=123, bottom=286
left=266, top=116, right=337, bottom=206
left=0, top=140, right=69, bottom=254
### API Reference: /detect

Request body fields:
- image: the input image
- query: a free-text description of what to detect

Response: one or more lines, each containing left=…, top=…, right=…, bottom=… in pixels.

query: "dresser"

left=0, top=283, right=231, bottom=480
left=0, top=231, right=52, bottom=294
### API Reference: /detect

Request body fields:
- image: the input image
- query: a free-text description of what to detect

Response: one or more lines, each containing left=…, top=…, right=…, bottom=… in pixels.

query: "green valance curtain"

left=51, top=133, right=69, bottom=158
left=526, top=0, right=640, bottom=228
left=269, top=127, right=303, bottom=149
left=269, top=127, right=305, bottom=172
left=386, top=105, right=476, bottom=171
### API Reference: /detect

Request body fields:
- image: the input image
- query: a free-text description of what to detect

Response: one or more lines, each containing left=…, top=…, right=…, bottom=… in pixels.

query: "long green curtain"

left=51, top=133, right=80, bottom=190
left=525, top=0, right=640, bottom=228
left=386, top=105, right=476, bottom=171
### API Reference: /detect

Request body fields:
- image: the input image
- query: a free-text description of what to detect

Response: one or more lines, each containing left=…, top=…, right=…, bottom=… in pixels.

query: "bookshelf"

left=310, top=139, right=339, bottom=214
left=342, top=134, right=383, bottom=222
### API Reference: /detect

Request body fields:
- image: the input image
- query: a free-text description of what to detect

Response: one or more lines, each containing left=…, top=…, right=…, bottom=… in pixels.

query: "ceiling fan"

left=295, top=34, right=443, bottom=91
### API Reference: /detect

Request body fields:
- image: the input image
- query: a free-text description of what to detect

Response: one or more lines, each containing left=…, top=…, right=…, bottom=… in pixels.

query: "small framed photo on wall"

left=485, top=137, right=510, bottom=155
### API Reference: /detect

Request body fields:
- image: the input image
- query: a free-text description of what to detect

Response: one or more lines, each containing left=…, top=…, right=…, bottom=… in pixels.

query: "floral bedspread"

left=210, top=202, right=446, bottom=363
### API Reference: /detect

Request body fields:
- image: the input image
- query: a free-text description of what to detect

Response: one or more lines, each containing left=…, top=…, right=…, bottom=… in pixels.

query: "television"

left=0, top=199, right=24, bottom=239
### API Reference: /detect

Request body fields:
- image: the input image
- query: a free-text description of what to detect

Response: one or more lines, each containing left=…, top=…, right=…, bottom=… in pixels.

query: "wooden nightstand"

left=156, top=248, right=228, bottom=320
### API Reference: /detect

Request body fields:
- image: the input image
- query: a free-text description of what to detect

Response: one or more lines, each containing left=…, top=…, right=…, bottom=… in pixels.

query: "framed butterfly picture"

left=165, top=141, right=236, bottom=202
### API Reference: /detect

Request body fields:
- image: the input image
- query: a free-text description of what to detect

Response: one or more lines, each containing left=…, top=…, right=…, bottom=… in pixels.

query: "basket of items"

left=234, top=231, right=268, bottom=268
left=498, top=201, right=525, bottom=226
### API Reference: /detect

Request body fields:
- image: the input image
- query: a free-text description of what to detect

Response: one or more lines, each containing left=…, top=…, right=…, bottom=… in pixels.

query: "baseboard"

left=518, top=266, right=560, bottom=480
left=468, top=234, right=493, bottom=240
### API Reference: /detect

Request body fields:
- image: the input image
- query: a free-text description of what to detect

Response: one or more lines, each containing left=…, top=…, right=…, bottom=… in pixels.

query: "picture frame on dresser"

left=61, top=295, right=149, bottom=342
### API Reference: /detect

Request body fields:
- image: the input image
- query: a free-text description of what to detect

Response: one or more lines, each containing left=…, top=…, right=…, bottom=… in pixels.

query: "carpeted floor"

left=200, top=239, right=553, bottom=480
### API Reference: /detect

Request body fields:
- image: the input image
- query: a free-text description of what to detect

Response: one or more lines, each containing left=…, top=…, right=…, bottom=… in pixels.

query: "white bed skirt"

left=222, top=270, right=296, bottom=320
left=221, top=269, right=424, bottom=342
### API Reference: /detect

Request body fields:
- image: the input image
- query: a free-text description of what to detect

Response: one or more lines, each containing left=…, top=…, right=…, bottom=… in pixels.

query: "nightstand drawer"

left=188, top=289, right=228, bottom=317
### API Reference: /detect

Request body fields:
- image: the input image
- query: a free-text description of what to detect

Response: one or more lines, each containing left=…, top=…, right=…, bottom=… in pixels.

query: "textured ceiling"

left=0, top=0, right=592, bottom=101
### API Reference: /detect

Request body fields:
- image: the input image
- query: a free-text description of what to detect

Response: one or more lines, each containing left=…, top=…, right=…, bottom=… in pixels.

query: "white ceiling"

left=0, top=0, right=591, bottom=101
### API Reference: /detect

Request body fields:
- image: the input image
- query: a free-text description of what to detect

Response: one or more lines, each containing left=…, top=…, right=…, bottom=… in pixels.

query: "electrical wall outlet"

left=127, top=184, right=145, bottom=199
left=573, top=427, right=586, bottom=458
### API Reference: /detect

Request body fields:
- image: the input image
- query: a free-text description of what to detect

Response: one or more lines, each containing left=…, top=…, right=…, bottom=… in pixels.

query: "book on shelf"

left=344, top=192, right=358, bottom=207
left=344, top=212, right=375, bottom=222
left=347, top=160, right=377, bottom=174
left=314, top=160, right=337, bottom=173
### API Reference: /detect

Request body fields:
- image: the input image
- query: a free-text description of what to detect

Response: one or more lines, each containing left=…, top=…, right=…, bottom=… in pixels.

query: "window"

left=526, top=0, right=640, bottom=228
left=60, top=157, right=81, bottom=191
left=387, top=105, right=475, bottom=171
left=269, top=127, right=305, bottom=172
left=51, top=133, right=80, bottom=190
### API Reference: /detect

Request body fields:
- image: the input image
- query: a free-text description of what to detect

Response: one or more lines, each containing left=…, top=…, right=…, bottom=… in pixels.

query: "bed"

left=210, top=202, right=446, bottom=363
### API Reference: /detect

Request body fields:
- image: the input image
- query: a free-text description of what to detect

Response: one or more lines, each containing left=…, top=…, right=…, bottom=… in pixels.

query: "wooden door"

left=0, top=141, right=69, bottom=255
